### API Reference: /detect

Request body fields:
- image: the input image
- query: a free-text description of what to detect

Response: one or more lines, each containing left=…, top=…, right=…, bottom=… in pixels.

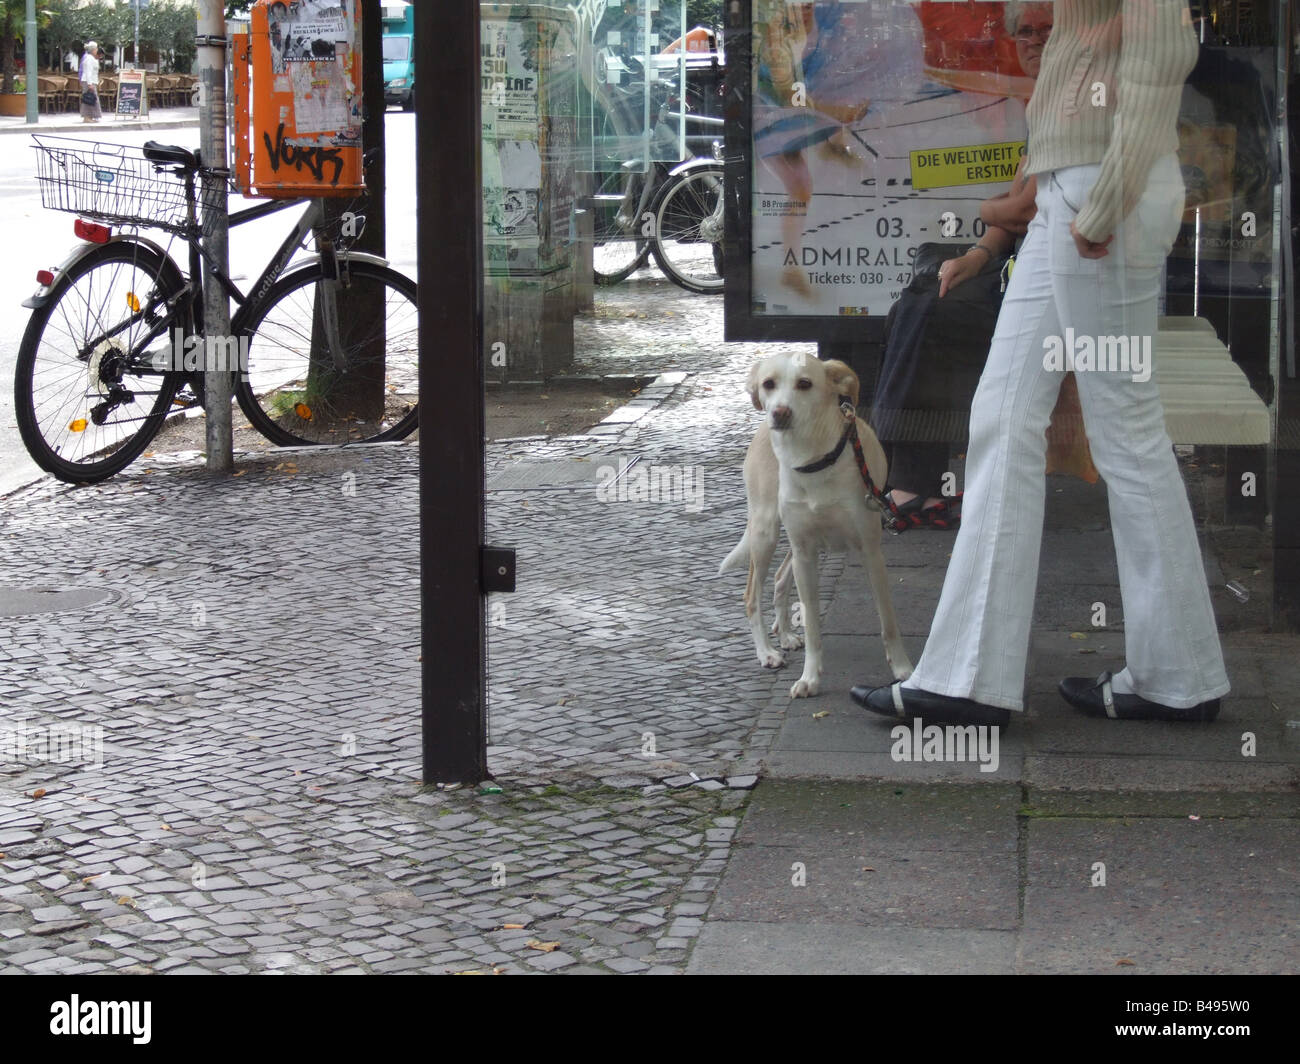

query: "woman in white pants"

left=853, top=0, right=1230, bottom=724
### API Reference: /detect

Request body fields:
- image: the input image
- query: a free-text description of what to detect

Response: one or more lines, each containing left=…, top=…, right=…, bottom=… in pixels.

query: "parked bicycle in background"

left=585, top=46, right=726, bottom=294
left=15, top=137, right=418, bottom=484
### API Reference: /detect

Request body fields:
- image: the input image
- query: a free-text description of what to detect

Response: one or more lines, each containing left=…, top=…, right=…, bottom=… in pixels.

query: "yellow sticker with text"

left=909, top=141, right=1026, bottom=190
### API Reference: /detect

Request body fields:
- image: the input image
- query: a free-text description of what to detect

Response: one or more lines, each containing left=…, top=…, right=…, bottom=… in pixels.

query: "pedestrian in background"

left=79, top=41, right=102, bottom=123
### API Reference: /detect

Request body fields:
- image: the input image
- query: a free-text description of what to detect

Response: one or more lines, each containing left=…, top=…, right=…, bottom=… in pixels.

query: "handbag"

left=81, top=88, right=96, bottom=105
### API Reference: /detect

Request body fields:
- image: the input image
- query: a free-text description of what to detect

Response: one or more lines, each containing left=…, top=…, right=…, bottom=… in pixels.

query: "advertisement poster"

left=1170, top=46, right=1279, bottom=286
left=267, top=1, right=351, bottom=74
left=481, top=13, right=577, bottom=273
left=749, top=0, right=1035, bottom=322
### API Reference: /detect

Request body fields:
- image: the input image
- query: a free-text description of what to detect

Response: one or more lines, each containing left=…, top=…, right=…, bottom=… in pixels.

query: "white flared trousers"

left=904, top=154, right=1231, bottom=711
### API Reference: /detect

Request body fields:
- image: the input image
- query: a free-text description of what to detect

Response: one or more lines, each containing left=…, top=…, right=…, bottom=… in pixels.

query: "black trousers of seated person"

left=870, top=249, right=1006, bottom=498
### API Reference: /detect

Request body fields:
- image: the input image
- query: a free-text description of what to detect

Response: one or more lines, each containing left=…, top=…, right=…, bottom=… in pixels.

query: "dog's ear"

left=746, top=361, right=766, bottom=411
left=822, top=359, right=860, bottom=407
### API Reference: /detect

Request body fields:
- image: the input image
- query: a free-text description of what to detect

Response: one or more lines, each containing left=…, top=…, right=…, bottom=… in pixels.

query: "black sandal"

left=925, top=493, right=962, bottom=530
left=885, top=492, right=962, bottom=532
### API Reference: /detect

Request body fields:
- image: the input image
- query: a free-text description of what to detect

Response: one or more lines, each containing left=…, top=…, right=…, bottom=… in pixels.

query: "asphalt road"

left=0, top=112, right=418, bottom=495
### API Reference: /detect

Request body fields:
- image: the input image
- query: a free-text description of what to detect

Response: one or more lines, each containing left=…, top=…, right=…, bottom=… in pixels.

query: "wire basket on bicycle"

left=32, top=135, right=228, bottom=237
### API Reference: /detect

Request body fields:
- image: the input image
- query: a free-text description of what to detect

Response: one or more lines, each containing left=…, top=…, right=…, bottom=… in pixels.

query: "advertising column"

left=481, top=5, right=579, bottom=381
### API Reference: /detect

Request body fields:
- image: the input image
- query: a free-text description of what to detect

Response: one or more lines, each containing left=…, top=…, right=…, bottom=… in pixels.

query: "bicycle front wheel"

left=234, top=261, right=419, bottom=446
left=14, top=241, right=183, bottom=483
left=649, top=166, right=725, bottom=294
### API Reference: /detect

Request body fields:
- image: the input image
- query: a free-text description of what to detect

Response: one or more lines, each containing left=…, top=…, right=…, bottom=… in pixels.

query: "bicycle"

left=16, top=135, right=418, bottom=484
left=589, top=138, right=725, bottom=294
left=586, top=57, right=726, bottom=293
left=647, top=148, right=725, bottom=294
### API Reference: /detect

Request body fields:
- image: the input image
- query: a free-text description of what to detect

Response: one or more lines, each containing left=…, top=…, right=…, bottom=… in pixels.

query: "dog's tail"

left=718, top=532, right=748, bottom=575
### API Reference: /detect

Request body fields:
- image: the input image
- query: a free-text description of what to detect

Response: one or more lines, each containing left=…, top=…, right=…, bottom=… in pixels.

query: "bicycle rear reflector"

left=74, top=219, right=111, bottom=244
left=36, top=270, right=53, bottom=286
left=126, top=292, right=140, bottom=312
left=69, top=419, right=87, bottom=433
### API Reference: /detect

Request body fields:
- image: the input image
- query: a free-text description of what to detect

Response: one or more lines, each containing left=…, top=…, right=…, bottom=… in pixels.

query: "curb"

left=581, top=370, right=689, bottom=437
left=0, top=117, right=199, bottom=136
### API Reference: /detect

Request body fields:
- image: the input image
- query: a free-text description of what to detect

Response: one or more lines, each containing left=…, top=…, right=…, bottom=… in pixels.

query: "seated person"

left=870, top=1, right=1093, bottom=530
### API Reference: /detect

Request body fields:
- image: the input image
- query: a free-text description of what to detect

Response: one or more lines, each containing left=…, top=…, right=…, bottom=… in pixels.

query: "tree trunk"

left=305, top=0, right=388, bottom=432
left=1, top=10, right=17, bottom=96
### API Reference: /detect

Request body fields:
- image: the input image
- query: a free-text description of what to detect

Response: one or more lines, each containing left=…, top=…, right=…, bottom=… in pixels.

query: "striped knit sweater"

left=1025, top=0, right=1199, bottom=241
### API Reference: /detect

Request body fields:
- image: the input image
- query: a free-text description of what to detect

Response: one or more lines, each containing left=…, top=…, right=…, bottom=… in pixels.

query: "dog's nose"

left=771, top=405, right=792, bottom=430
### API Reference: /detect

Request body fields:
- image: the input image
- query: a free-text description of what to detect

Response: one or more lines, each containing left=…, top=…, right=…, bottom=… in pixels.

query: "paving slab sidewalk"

left=689, top=465, right=1300, bottom=974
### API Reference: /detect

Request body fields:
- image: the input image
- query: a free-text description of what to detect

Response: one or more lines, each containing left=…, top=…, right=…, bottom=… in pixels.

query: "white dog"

left=719, top=353, right=913, bottom=698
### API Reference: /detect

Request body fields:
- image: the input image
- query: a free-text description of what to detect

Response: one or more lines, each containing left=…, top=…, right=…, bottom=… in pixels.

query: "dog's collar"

left=793, top=396, right=889, bottom=510
left=793, top=396, right=857, bottom=474
left=793, top=426, right=851, bottom=474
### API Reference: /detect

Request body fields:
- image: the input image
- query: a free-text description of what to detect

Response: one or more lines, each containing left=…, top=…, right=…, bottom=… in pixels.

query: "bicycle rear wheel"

left=590, top=167, right=651, bottom=285
left=649, top=165, right=725, bottom=294
left=234, top=260, right=419, bottom=446
left=14, top=241, right=183, bottom=483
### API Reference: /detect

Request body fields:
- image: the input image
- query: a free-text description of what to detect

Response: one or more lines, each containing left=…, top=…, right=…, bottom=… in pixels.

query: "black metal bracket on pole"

left=480, top=548, right=517, bottom=594
left=417, top=0, right=489, bottom=784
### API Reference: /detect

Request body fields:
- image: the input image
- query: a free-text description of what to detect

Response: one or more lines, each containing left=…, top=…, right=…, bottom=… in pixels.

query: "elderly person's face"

left=1013, top=4, right=1054, bottom=79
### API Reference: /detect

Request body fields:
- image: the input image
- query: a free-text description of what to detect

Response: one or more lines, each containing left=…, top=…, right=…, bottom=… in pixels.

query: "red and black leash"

left=793, top=398, right=960, bottom=533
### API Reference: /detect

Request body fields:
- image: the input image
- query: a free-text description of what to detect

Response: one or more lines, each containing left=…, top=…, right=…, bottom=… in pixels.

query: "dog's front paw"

left=758, top=648, right=786, bottom=669
left=891, top=659, right=914, bottom=682
left=790, top=675, right=820, bottom=698
left=778, top=631, right=804, bottom=650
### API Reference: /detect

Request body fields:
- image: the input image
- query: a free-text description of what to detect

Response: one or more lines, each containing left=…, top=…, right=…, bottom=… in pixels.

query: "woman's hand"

left=981, top=172, right=1037, bottom=235
left=937, top=250, right=986, bottom=297
left=1070, top=219, right=1113, bottom=259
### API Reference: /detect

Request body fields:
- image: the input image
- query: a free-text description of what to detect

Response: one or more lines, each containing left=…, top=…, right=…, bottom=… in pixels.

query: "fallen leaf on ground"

left=502, top=923, right=526, bottom=930
left=526, top=940, right=560, bottom=953
left=1116, top=958, right=1136, bottom=966
left=812, top=711, right=829, bottom=720
left=1069, top=632, right=1088, bottom=640
left=30, top=788, right=46, bottom=799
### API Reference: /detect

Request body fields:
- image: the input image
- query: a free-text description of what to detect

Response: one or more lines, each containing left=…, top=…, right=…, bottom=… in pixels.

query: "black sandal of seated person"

left=886, top=493, right=959, bottom=532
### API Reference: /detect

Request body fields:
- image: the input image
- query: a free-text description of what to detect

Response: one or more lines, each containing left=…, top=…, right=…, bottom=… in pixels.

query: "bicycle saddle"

left=142, top=142, right=199, bottom=169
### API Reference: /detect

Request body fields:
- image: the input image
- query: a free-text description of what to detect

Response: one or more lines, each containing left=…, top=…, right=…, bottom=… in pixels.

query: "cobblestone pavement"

left=0, top=280, right=822, bottom=974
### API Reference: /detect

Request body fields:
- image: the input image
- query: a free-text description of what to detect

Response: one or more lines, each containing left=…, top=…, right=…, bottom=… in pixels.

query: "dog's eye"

left=796, top=378, right=813, bottom=390
left=762, top=378, right=775, bottom=390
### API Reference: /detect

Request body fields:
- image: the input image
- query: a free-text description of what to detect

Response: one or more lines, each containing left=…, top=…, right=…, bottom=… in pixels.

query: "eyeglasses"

left=1015, top=25, right=1053, bottom=43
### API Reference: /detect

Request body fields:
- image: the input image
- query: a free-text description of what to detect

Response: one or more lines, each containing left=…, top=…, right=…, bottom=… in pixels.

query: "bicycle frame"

left=28, top=190, right=370, bottom=396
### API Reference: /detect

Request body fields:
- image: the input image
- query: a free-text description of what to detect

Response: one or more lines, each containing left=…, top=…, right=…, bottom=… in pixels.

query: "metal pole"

left=418, top=0, right=487, bottom=783
left=197, top=0, right=233, bottom=474
left=24, top=0, right=37, bottom=124
left=135, top=0, right=141, bottom=71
